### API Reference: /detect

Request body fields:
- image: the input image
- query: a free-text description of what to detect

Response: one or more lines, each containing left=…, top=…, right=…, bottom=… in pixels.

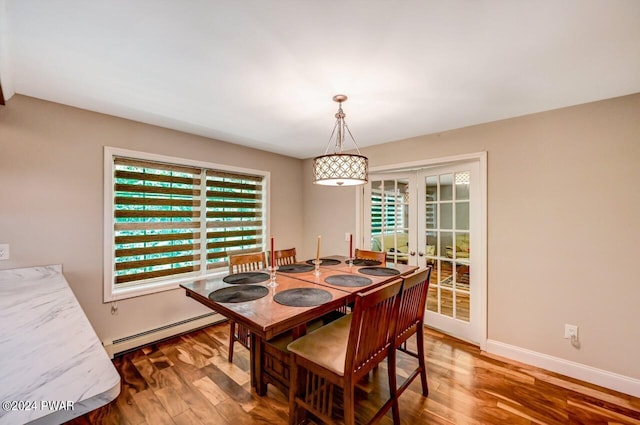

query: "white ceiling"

left=1, top=1, right=639, bottom=159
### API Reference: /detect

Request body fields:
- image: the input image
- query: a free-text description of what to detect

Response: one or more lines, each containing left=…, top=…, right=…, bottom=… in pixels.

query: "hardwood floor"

left=66, top=323, right=640, bottom=425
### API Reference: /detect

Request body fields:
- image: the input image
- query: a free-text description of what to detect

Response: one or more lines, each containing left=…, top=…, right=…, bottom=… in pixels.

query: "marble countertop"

left=0, top=265, right=120, bottom=425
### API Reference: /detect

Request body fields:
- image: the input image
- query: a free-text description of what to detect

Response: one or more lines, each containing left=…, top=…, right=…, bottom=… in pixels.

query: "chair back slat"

left=345, top=279, right=403, bottom=379
left=228, top=252, right=267, bottom=274
left=273, top=248, right=297, bottom=266
left=354, top=248, right=387, bottom=263
left=396, top=267, right=432, bottom=346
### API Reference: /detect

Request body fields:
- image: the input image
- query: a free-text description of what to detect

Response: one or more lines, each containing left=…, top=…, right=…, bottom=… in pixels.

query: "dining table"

left=180, top=255, right=418, bottom=395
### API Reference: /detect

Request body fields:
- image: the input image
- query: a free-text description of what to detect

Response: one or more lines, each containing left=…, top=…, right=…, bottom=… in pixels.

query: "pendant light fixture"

left=312, top=94, right=368, bottom=186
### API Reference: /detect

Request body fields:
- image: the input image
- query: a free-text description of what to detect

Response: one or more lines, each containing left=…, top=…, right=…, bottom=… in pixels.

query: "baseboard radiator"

left=102, top=312, right=226, bottom=358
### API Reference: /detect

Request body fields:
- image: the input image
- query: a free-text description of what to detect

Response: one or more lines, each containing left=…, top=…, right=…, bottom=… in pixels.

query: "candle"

left=270, top=237, right=275, bottom=267
left=349, top=233, right=353, bottom=258
left=316, top=235, right=321, bottom=264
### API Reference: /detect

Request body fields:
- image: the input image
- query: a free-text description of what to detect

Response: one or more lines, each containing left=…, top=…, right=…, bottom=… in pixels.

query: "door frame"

left=356, top=151, right=487, bottom=350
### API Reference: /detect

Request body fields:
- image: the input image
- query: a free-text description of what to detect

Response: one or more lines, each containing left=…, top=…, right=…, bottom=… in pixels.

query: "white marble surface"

left=0, top=265, right=120, bottom=425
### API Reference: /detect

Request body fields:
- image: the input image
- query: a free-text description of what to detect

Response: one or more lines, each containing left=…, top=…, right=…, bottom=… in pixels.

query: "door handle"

left=409, top=251, right=416, bottom=256
left=418, top=251, right=424, bottom=257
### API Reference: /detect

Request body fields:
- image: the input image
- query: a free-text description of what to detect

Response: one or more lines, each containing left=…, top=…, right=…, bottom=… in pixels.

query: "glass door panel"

left=440, top=203, right=453, bottom=229
left=440, top=288, right=454, bottom=317
left=425, top=177, right=438, bottom=267
left=456, top=202, right=469, bottom=230
left=440, top=231, right=453, bottom=259
left=365, top=174, right=416, bottom=266
left=456, top=291, right=470, bottom=322
left=440, top=174, right=453, bottom=201
left=418, top=162, right=479, bottom=343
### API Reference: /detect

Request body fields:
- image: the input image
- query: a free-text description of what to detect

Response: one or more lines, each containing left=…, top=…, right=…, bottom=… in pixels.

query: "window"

left=104, top=147, right=269, bottom=301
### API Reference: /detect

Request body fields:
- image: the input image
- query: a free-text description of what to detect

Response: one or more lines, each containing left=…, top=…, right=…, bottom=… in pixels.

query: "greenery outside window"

left=104, top=147, right=269, bottom=302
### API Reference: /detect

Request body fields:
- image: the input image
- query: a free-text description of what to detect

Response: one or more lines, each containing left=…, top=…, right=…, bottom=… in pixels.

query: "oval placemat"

left=278, top=264, right=315, bottom=273
left=352, top=259, right=382, bottom=266
left=358, top=267, right=401, bottom=276
left=208, top=285, right=269, bottom=303
left=273, top=288, right=332, bottom=307
left=223, top=272, right=270, bottom=284
left=305, top=258, right=342, bottom=266
left=324, top=274, right=373, bottom=287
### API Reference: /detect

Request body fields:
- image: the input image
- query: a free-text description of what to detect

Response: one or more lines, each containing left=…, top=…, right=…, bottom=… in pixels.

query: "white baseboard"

left=102, top=313, right=226, bottom=358
left=485, top=339, right=640, bottom=398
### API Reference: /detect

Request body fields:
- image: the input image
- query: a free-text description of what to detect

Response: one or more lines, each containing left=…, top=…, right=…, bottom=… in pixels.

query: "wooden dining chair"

left=287, top=279, right=404, bottom=425
left=394, top=267, right=432, bottom=398
left=272, top=248, right=297, bottom=266
left=227, top=251, right=267, bottom=362
left=354, top=248, right=387, bottom=263
left=229, top=252, right=267, bottom=273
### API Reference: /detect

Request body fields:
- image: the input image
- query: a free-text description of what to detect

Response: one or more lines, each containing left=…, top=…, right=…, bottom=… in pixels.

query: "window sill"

left=104, top=270, right=227, bottom=303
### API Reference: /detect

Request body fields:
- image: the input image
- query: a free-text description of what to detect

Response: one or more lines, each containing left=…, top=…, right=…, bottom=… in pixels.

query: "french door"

left=364, top=161, right=482, bottom=344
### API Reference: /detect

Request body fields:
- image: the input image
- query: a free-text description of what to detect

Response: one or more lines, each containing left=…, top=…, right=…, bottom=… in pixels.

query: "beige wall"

left=303, top=93, right=640, bottom=380
left=0, top=95, right=304, bottom=343
left=301, top=180, right=358, bottom=260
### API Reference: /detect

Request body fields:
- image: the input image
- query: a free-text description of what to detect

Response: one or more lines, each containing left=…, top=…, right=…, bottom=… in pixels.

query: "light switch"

left=0, top=244, right=9, bottom=260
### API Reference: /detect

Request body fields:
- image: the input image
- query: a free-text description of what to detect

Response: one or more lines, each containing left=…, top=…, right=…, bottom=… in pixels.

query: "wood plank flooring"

left=66, top=322, right=640, bottom=424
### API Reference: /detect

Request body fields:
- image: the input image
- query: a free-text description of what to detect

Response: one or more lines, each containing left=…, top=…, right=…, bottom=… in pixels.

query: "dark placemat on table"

left=324, top=274, right=373, bottom=287
left=208, top=285, right=269, bottom=303
left=273, top=288, right=333, bottom=307
left=278, top=264, right=315, bottom=273
left=223, top=272, right=270, bottom=284
left=305, top=258, right=342, bottom=266
left=352, top=259, right=382, bottom=266
left=358, top=267, right=401, bottom=277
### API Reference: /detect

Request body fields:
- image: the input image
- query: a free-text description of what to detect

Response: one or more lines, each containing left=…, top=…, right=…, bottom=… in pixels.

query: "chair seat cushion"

left=265, top=318, right=326, bottom=351
left=286, top=314, right=352, bottom=376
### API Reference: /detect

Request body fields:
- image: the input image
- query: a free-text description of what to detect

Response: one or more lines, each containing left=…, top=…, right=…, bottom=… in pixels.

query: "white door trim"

left=356, top=151, right=487, bottom=350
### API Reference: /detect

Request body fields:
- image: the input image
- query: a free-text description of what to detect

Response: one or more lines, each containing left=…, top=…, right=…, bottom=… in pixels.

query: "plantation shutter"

left=371, top=193, right=401, bottom=235
left=206, top=170, right=264, bottom=270
left=113, top=158, right=202, bottom=285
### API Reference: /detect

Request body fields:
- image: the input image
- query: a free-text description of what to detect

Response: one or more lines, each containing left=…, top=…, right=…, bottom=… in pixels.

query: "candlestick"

left=349, top=233, right=353, bottom=258
left=316, top=235, right=322, bottom=264
left=348, top=233, right=353, bottom=266
left=315, top=235, right=321, bottom=275
left=270, top=237, right=275, bottom=268
left=267, top=264, right=278, bottom=288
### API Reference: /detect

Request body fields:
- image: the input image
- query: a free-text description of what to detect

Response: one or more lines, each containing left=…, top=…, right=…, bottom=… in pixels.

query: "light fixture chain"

left=323, top=119, right=341, bottom=155
left=336, top=104, right=345, bottom=154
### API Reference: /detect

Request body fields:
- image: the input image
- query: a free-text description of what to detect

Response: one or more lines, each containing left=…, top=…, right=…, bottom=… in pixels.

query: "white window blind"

left=205, top=170, right=264, bottom=269
left=114, top=157, right=203, bottom=284
left=106, top=151, right=267, bottom=300
left=370, top=193, right=404, bottom=235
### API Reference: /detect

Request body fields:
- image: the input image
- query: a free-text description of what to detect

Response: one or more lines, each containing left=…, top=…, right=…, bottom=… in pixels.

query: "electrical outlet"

left=564, top=324, right=578, bottom=339
left=0, top=244, right=9, bottom=260
left=345, top=232, right=351, bottom=241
